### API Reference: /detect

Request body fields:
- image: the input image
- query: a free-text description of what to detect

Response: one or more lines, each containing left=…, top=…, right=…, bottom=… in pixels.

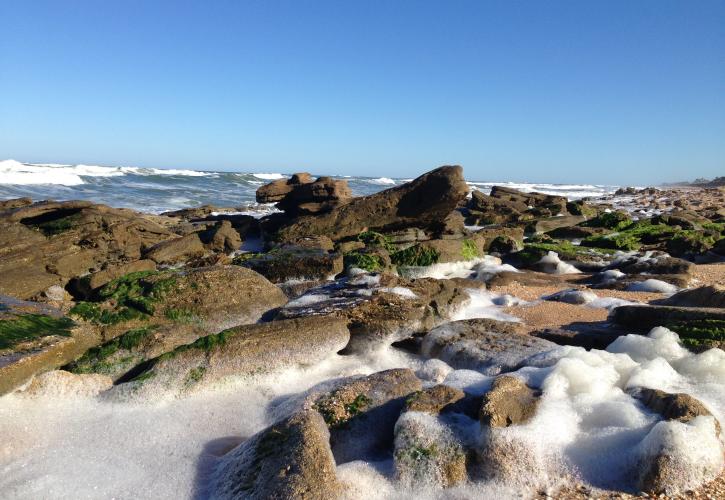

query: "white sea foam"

left=451, top=288, right=524, bottom=322
left=2, top=326, right=723, bottom=497
left=537, top=251, right=581, bottom=274
left=399, top=256, right=515, bottom=280
left=251, top=172, right=285, bottom=180
left=0, top=159, right=214, bottom=186
left=368, top=177, right=396, bottom=185
left=626, top=279, right=678, bottom=294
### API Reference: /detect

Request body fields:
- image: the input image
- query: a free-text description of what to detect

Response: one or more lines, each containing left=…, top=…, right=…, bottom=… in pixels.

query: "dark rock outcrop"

left=114, top=316, right=350, bottom=398
left=0, top=200, right=174, bottom=299
left=257, top=173, right=352, bottom=216
left=275, top=166, right=469, bottom=242
left=211, top=409, right=343, bottom=500
left=421, top=319, right=554, bottom=375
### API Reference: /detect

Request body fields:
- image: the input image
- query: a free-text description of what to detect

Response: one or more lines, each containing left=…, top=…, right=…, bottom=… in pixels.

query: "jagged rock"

left=275, top=166, right=469, bottom=242
left=276, top=274, right=476, bottom=353
left=487, top=234, right=523, bottom=254
left=198, top=220, right=242, bottom=252
left=404, top=384, right=465, bottom=414
left=313, top=368, right=422, bottom=463
left=68, top=259, right=157, bottom=298
left=490, top=186, right=568, bottom=216
left=631, top=388, right=723, bottom=494
left=630, top=387, right=720, bottom=432
left=394, top=411, right=467, bottom=488
left=0, top=200, right=174, bottom=299
left=256, top=173, right=313, bottom=203
left=480, top=375, right=541, bottom=428
left=64, top=323, right=208, bottom=381
left=0, top=197, right=32, bottom=210
left=114, top=316, right=350, bottom=398
left=658, top=285, right=725, bottom=308
left=611, top=255, right=694, bottom=276
left=68, top=265, right=288, bottom=340
left=421, top=319, right=555, bottom=375
left=237, top=246, right=343, bottom=283
left=256, top=173, right=352, bottom=216
left=526, top=215, right=586, bottom=234
left=143, top=233, right=206, bottom=264
left=0, top=296, right=103, bottom=395
left=211, top=409, right=342, bottom=500
left=610, top=305, right=725, bottom=331
left=160, top=204, right=225, bottom=219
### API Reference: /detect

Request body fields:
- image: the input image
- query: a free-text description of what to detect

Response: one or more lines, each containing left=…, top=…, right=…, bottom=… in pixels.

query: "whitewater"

left=0, top=159, right=618, bottom=214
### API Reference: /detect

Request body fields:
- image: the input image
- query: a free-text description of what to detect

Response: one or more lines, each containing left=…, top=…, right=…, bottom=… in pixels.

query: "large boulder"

left=0, top=200, right=174, bottom=299
left=479, top=375, right=541, bottom=428
left=0, top=296, right=102, bottom=395
left=276, top=274, right=476, bottom=353
left=631, top=388, right=723, bottom=494
left=236, top=246, right=343, bottom=283
left=256, top=173, right=352, bottom=216
left=113, top=316, right=350, bottom=398
left=403, top=384, right=466, bottom=414
left=143, top=233, right=206, bottom=264
left=211, top=409, right=343, bottom=500
left=657, top=285, right=725, bottom=308
left=393, top=411, right=468, bottom=488
left=275, top=166, right=469, bottom=242
left=312, top=368, right=422, bottom=463
left=69, top=266, right=288, bottom=340
left=421, top=319, right=555, bottom=375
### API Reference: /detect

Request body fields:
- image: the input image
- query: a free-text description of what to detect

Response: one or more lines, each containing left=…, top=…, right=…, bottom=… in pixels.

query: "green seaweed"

left=391, top=245, right=440, bottom=267
left=164, top=307, right=198, bottom=323
left=0, top=314, right=74, bottom=350
left=665, top=319, right=725, bottom=349
left=69, top=271, right=177, bottom=325
left=32, top=213, right=82, bottom=236
left=357, top=230, right=395, bottom=252
left=516, top=240, right=614, bottom=265
left=67, top=326, right=155, bottom=374
left=581, top=233, right=642, bottom=251
left=461, top=239, right=479, bottom=260
left=343, top=252, right=384, bottom=272
left=184, top=366, right=207, bottom=386
left=580, top=211, right=632, bottom=231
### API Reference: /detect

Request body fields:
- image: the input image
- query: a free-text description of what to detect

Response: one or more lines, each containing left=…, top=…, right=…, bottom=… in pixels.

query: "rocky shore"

left=1, top=166, right=724, bottom=499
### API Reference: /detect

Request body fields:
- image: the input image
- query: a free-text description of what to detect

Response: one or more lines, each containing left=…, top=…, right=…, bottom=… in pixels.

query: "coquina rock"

left=476, top=376, right=544, bottom=485
left=211, top=409, right=343, bottom=500
left=68, top=265, right=288, bottom=341
left=256, top=172, right=352, bottom=216
left=274, top=166, right=469, bottom=242
left=112, top=316, right=350, bottom=399
left=0, top=296, right=103, bottom=395
left=394, top=411, right=468, bottom=489
left=630, top=388, right=724, bottom=494
left=0, top=200, right=174, bottom=299
left=276, top=273, right=477, bottom=353
left=421, top=319, right=555, bottom=375
left=312, top=368, right=422, bottom=463
left=657, top=284, right=725, bottom=308
left=479, top=375, right=541, bottom=428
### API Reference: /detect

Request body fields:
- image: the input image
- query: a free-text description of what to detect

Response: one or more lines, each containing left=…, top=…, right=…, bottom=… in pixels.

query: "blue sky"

left=1, top=0, right=723, bottom=184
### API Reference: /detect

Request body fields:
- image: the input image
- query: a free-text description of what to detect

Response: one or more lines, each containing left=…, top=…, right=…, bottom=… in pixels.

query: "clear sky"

left=1, top=0, right=723, bottom=184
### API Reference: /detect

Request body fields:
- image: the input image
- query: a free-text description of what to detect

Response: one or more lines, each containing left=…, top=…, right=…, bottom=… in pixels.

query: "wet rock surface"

left=421, top=319, right=554, bottom=375
left=211, top=409, right=343, bottom=500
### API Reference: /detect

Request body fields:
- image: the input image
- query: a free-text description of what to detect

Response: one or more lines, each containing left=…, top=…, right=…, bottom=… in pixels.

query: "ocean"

left=0, top=159, right=619, bottom=214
